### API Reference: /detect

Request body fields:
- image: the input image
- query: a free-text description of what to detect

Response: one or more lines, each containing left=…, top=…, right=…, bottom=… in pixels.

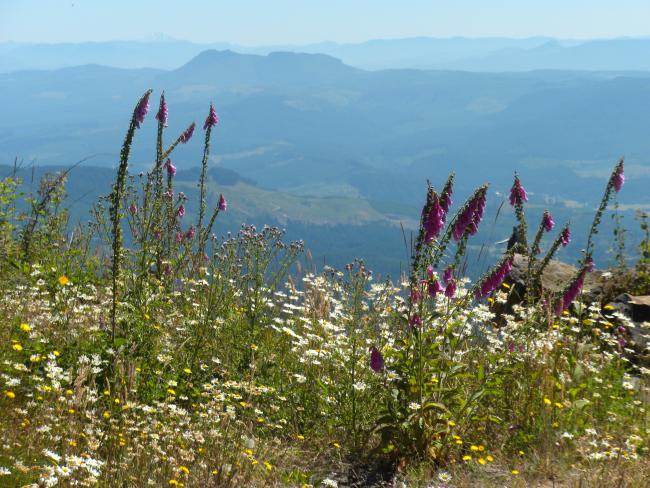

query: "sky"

left=2, top=0, right=650, bottom=45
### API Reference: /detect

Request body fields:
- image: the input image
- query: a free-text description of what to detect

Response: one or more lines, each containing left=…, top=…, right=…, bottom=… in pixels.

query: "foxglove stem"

left=162, top=122, right=196, bottom=160
left=535, top=223, right=571, bottom=290
left=198, top=103, right=218, bottom=251
left=531, top=210, right=554, bottom=256
left=110, top=89, right=152, bottom=338
left=585, top=159, right=625, bottom=256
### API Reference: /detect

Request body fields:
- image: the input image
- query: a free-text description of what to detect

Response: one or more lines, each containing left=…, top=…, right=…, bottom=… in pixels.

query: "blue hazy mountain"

left=4, top=37, right=650, bottom=72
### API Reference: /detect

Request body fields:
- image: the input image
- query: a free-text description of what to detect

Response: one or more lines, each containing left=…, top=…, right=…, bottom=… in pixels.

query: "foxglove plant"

left=532, top=223, right=571, bottom=295
left=109, top=89, right=152, bottom=337
left=585, top=159, right=625, bottom=256
left=509, top=173, right=529, bottom=250
left=197, top=103, right=219, bottom=255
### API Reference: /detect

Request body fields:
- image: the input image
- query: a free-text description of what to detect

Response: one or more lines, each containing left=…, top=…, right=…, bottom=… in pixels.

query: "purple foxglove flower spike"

left=424, top=193, right=444, bottom=243
left=134, top=91, right=151, bottom=129
left=475, top=257, right=513, bottom=300
left=128, top=203, right=138, bottom=215
left=440, top=175, right=454, bottom=213
left=542, top=211, right=555, bottom=232
left=204, top=102, right=219, bottom=130
left=509, top=175, right=528, bottom=206
left=428, top=280, right=444, bottom=297
left=177, top=204, right=185, bottom=218
left=180, top=122, right=196, bottom=144
left=165, top=159, right=176, bottom=177
left=554, top=265, right=588, bottom=315
left=369, top=346, right=384, bottom=372
left=611, top=160, right=625, bottom=192
left=560, top=227, right=571, bottom=247
left=443, top=266, right=453, bottom=284
left=218, top=194, right=227, bottom=211
left=185, top=225, right=195, bottom=240
left=444, top=280, right=457, bottom=298
left=409, top=314, right=422, bottom=327
left=427, top=265, right=434, bottom=279
left=452, top=187, right=487, bottom=241
left=175, top=232, right=183, bottom=243
left=155, top=92, right=168, bottom=127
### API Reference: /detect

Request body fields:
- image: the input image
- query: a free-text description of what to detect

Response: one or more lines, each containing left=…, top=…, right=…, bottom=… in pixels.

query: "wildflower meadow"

left=0, top=91, right=648, bottom=487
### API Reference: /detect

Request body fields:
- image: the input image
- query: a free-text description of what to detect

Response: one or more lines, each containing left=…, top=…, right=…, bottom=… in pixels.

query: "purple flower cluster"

left=509, top=175, right=528, bottom=206
left=560, top=226, right=571, bottom=247
left=180, top=122, right=196, bottom=144
left=185, top=225, right=195, bottom=240
left=369, top=346, right=384, bottom=372
left=444, top=280, right=456, bottom=298
left=428, top=279, right=444, bottom=297
left=218, top=194, right=227, bottom=211
left=440, top=176, right=454, bottom=212
left=155, top=93, right=168, bottom=127
left=542, top=211, right=555, bottom=232
left=177, top=204, right=185, bottom=218
left=475, top=256, right=513, bottom=300
left=204, top=103, right=219, bottom=130
left=611, top=160, right=625, bottom=192
left=165, top=159, right=176, bottom=177
left=422, top=265, right=444, bottom=298
left=553, top=257, right=594, bottom=315
left=409, top=313, right=422, bottom=327
left=134, top=91, right=151, bottom=129
left=554, top=269, right=586, bottom=315
left=424, top=193, right=445, bottom=243
left=452, top=186, right=487, bottom=241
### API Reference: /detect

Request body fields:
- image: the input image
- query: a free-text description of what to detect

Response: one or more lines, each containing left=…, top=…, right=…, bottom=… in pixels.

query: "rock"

left=507, top=253, right=604, bottom=298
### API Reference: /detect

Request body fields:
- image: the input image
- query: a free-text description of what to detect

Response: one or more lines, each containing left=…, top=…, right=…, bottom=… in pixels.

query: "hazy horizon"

left=3, top=0, right=650, bottom=45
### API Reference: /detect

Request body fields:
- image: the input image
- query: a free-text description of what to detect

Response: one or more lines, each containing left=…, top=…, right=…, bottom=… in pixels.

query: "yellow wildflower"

left=5, top=391, right=16, bottom=399
left=58, top=275, right=70, bottom=286
left=19, top=323, right=30, bottom=332
left=12, top=343, right=23, bottom=352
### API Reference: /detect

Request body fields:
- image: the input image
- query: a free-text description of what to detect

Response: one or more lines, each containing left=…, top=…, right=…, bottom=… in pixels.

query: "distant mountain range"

left=1, top=46, right=648, bottom=276
left=4, top=37, right=650, bottom=72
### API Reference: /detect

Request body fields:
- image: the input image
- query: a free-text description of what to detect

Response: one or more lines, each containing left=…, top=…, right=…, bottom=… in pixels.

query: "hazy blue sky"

left=2, top=0, right=650, bottom=44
